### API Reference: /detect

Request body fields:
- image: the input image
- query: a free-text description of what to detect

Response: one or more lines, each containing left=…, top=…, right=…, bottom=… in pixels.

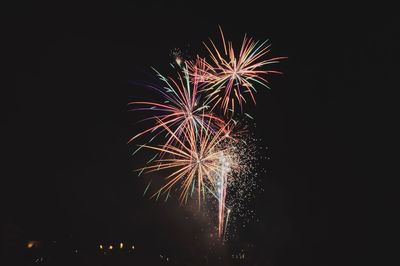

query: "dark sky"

left=3, top=2, right=395, bottom=265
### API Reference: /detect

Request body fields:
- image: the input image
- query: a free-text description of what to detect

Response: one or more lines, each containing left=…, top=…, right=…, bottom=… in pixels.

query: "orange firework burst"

left=138, top=120, right=235, bottom=206
left=193, top=26, right=286, bottom=115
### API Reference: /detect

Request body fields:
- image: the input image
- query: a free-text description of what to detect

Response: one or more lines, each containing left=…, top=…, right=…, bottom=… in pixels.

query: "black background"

left=3, top=2, right=396, bottom=265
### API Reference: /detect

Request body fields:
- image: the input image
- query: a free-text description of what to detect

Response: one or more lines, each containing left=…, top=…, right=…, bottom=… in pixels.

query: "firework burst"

left=192, top=26, right=286, bottom=115
left=137, top=120, right=234, bottom=205
left=128, top=65, right=225, bottom=151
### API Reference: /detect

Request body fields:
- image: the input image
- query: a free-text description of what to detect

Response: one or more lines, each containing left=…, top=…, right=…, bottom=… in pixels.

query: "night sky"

left=3, top=2, right=395, bottom=265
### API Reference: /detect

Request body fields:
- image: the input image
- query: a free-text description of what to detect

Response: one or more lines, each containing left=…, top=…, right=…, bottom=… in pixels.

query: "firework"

left=129, top=26, right=285, bottom=240
left=139, top=119, right=243, bottom=239
left=137, top=119, right=234, bottom=205
left=192, top=26, right=286, bottom=115
left=186, top=56, right=218, bottom=84
left=128, top=65, right=225, bottom=150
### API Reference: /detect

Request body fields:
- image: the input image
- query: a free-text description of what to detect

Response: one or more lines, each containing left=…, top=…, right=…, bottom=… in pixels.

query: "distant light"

left=109, top=245, right=113, bottom=250
left=99, top=244, right=103, bottom=250
left=119, top=242, right=124, bottom=249
left=27, top=241, right=39, bottom=249
left=131, top=245, right=135, bottom=250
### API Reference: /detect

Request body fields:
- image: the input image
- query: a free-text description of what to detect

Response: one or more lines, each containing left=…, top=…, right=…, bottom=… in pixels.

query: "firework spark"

left=170, top=48, right=184, bottom=66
